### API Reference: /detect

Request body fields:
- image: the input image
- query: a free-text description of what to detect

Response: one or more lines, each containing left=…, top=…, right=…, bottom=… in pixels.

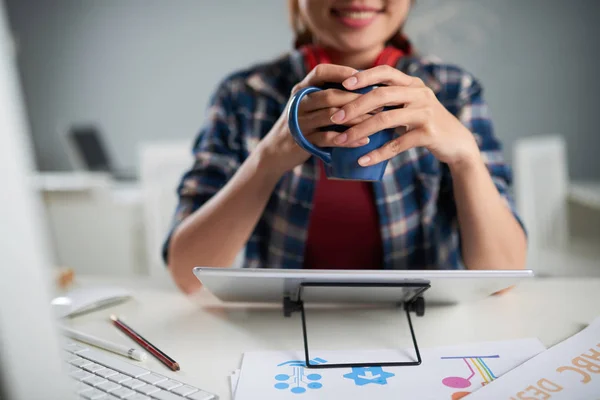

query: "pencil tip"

left=109, top=315, right=117, bottom=321
left=173, top=363, right=180, bottom=371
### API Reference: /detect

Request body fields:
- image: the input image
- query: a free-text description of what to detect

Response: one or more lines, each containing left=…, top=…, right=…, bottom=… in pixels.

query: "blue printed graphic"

left=273, top=358, right=326, bottom=394
left=343, top=366, right=395, bottom=386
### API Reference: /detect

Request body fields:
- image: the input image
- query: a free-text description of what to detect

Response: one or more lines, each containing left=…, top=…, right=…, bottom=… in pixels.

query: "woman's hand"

left=328, top=65, right=481, bottom=169
left=257, top=64, right=370, bottom=176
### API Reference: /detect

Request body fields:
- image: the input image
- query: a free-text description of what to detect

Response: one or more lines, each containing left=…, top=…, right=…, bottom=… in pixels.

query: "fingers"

left=292, top=64, right=359, bottom=94
left=308, top=131, right=369, bottom=148
left=341, top=65, right=425, bottom=90
left=331, top=86, right=428, bottom=124
left=299, top=109, right=374, bottom=133
left=298, top=89, right=361, bottom=113
left=357, top=129, right=425, bottom=167
left=335, top=107, right=429, bottom=145
left=303, top=64, right=359, bottom=88
left=298, top=108, right=340, bottom=132
left=345, top=114, right=372, bottom=126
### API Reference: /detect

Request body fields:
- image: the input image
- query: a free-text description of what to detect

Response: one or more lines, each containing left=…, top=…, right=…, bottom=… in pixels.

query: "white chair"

left=513, top=135, right=570, bottom=252
left=137, top=140, right=245, bottom=280
left=138, top=141, right=194, bottom=279
left=513, top=134, right=600, bottom=276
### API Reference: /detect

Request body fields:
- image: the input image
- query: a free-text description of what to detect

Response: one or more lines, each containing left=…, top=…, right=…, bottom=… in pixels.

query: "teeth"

left=339, top=11, right=377, bottom=19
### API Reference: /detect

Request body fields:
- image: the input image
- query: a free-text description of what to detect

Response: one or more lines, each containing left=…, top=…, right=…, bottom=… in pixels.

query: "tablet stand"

left=283, top=281, right=430, bottom=369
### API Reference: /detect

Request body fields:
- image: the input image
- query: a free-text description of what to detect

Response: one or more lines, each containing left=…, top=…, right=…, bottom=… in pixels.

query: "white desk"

left=63, top=276, right=600, bottom=400
left=570, top=180, right=600, bottom=210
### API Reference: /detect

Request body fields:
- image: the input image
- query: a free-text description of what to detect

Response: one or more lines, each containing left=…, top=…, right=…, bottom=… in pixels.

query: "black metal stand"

left=283, top=281, right=430, bottom=369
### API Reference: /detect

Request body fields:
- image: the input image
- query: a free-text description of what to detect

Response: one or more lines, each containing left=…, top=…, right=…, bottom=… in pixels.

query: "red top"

left=301, top=45, right=405, bottom=269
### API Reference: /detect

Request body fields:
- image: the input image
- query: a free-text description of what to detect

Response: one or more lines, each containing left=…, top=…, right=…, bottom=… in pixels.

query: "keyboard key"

left=185, top=391, right=215, bottom=400
left=64, top=351, right=82, bottom=362
left=136, top=385, right=161, bottom=395
left=128, top=395, right=151, bottom=400
left=84, top=363, right=107, bottom=373
left=68, top=365, right=80, bottom=373
left=170, top=386, right=197, bottom=397
left=71, top=358, right=93, bottom=368
left=108, top=373, right=133, bottom=384
left=110, top=387, right=136, bottom=398
left=78, top=349, right=150, bottom=378
left=150, top=390, right=185, bottom=400
left=81, top=388, right=109, bottom=399
left=122, top=379, right=146, bottom=390
left=156, top=380, right=182, bottom=391
left=96, top=368, right=119, bottom=378
left=70, top=369, right=93, bottom=381
left=82, top=375, right=108, bottom=387
left=139, top=374, right=167, bottom=385
left=64, top=342, right=89, bottom=354
left=75, top=381, right=94, bottom=394
left=95, top=381, right=122, bottom=393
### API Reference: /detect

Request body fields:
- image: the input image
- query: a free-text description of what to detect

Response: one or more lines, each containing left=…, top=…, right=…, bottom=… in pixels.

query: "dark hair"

left=288, top=0, right=413, bottom=54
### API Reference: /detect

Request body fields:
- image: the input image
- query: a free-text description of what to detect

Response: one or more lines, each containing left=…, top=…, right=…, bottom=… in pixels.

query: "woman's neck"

left=323, top=44, right=385, bottom=69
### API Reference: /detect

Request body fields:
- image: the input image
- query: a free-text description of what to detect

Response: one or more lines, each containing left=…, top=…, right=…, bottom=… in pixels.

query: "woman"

left=164, top=0, right=527, bottom=294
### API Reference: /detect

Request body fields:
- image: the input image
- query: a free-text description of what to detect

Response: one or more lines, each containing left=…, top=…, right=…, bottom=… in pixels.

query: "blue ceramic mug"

left=287, top=83, right=394, bottom=181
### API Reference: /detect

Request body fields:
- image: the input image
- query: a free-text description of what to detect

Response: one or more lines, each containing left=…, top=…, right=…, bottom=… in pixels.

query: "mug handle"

left=287, top=86, right=333, bottom=164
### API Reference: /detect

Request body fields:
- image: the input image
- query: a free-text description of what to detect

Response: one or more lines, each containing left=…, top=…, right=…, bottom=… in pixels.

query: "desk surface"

left=570, top=179, right=600, bottom=209
left=34, top=172, right=140, bottom=202
left=64, top=276, right=600, bottom=400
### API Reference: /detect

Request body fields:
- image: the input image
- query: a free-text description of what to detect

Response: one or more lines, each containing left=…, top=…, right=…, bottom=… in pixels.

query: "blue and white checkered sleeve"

left=162, top=80, right=243, bottom=264
left=456, top=75, right=526, bottom=234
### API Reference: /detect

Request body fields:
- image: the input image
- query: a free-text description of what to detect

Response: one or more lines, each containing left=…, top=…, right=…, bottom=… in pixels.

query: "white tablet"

left=193, top=268, right=534, bottom=306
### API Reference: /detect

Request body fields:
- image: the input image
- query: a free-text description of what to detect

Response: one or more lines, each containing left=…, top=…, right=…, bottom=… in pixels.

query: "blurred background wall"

left=6, top=0, right=600, bottom=179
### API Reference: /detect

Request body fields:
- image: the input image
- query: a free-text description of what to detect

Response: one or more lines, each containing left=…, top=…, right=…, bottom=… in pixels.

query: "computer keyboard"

left=63, top=341, right=218, bottom=400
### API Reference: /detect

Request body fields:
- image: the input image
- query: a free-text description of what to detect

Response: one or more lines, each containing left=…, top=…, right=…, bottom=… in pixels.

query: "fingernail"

left=330, top=109, right=345, bottom=123
left=334, top=133, right=348, bottom=144
left=359, top=137, right=370, bottom=145
left=358, top=156, right=371, bottom=166
left=344, top=76, right=358, bottom=88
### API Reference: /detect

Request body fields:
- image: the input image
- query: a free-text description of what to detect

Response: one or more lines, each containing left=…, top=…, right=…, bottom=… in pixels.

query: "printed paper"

left=468, top=317, right=600, bottom=399
left=233, top=338, right=545, bottom=400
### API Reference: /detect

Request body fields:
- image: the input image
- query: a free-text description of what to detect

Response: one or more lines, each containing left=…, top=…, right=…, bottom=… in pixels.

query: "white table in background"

left=569, top=180, right=600, bottom=210
left=63, top=275, right=600, bottom=400
left=34, top=172, right=146, bottom=277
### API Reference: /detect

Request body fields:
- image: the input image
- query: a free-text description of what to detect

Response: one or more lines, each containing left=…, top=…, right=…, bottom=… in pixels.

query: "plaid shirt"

left=162, top=50, right=523, bottom=270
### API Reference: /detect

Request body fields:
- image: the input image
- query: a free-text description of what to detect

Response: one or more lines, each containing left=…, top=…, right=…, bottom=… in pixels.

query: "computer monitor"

left=64, top=125, right=136, bottom=181
left=66, top=125, right=114, bottom=173
left=0, top=2, right=73, bottom=398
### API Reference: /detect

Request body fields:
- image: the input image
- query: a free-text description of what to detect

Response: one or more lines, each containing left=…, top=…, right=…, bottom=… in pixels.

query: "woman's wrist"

left=447, top=145, right=483, bottom=177
left=251, top=142, right=288, bottom=183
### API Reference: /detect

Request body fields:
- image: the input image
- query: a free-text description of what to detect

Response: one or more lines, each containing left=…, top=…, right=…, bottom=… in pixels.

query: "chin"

left=328, top=35, right=385, bottom=53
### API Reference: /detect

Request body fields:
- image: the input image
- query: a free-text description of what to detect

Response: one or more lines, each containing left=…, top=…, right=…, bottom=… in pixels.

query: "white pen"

left=61, top=326, right=147, bottom=361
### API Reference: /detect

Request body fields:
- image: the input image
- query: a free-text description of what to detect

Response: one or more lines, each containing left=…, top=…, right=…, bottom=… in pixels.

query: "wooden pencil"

left=110, top=315, right=180, bottom=371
